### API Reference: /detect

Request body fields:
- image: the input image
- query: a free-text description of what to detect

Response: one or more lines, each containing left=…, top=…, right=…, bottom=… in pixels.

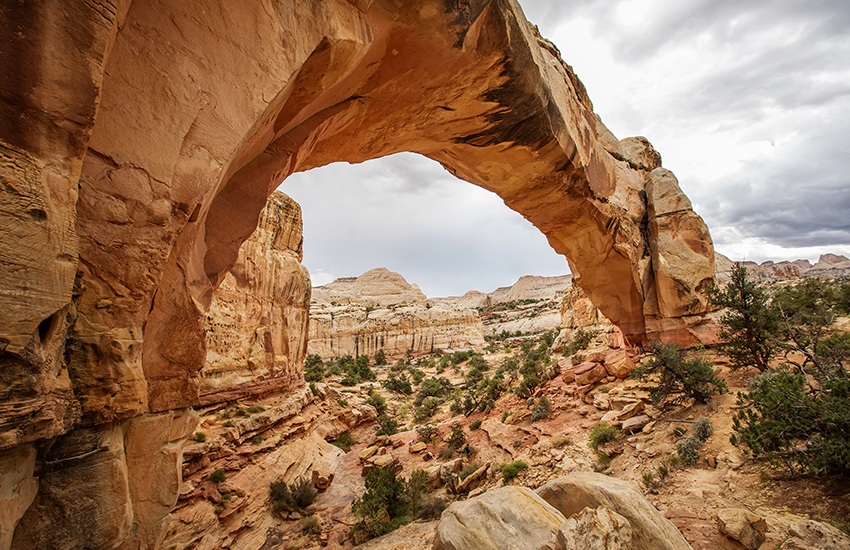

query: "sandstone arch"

left=0, top=0, right=715, bottom=548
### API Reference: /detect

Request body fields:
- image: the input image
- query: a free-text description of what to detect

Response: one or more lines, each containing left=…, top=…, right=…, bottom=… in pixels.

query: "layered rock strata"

left=309, top=303, right=485, bottom=359
left=202, top=191, right=311, bottom=403
left=0, top=1, right=716, bottom=547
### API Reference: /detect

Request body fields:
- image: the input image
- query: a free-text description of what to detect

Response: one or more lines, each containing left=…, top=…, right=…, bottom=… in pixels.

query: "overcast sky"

left=281, top=0, right=850, bottom=298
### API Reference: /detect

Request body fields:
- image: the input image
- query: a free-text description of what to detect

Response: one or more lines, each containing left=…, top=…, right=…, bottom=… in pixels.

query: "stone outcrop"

left=716, top=252, right=850, bottom=283
left=202, top=191, right=311, bottom=403
left=536, top=472, right=692, bottom=550
left=312, top=268, right=426, bottom=307
left=488, top=275, right=573, bottom=303
left=1, top=1, right=716, bottom=547
left=309, top=302, right=485, bottom=359
left=433, top=486, right=566, bottom=550
left=556, top=505, right=633, bottom=550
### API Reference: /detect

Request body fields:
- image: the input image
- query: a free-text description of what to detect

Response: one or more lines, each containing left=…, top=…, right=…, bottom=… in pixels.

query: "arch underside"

left=0, top=1, right=716, bottom=546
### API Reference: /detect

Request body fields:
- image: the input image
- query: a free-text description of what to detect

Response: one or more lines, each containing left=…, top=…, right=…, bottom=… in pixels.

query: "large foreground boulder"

left=536, top=472, right=692, bottom=550
left=433, top=486, right=565, bottom=550
left=556, top=505, right=632, bottom=550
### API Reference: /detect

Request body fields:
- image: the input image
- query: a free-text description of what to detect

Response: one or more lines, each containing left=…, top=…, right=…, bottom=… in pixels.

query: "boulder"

left=622, top=415, right=651, bottom=434
left=574, top=362, right=608, bottom=386
left=603, top=350, right=635, bottom=379
left=362, top=453, right=399, bottom=476
left=556, top=505, right=633, bottom=550
left=311, top=467, right=334, bottom=490
left=536, top=473, right=692, bottom=550
left=456, top=463, right=490, bottom=494
left=716, top=508, right=766, bottom=550
left=409, top=442, right=427, bottom=453
left=434, top=486, right=566, bottom=550
left=358, top=445, right=379, bottom=463
left=785, top=520, right=850, bottom=550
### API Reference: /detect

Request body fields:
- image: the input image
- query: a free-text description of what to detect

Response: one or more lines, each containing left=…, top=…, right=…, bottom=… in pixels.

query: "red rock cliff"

left=0, top=1, right=715, bottom=548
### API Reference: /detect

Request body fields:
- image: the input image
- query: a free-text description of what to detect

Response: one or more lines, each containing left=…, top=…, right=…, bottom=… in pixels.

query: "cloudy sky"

left=280, top=0, right=850, bottom=298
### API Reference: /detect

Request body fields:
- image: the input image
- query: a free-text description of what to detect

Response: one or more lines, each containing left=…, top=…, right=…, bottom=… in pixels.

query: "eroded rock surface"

left=1, top=1, right=717, bottom=547
left=203, top=191, right=311, bottom=403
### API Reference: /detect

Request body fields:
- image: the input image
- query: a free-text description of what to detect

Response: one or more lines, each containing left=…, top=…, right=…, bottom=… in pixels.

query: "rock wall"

left=202, top=191, right=311, bottom=403
left=308, top=304, right=485, bottom=359
left=0, top=1, right=717, bottom=547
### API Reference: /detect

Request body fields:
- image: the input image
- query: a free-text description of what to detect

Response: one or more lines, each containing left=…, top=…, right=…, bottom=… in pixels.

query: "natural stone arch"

left=0, top=0, right=715, bottom=548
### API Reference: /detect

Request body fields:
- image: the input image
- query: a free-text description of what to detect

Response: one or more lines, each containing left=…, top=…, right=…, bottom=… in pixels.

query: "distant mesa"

left=715, top=252, right=850, bottom=284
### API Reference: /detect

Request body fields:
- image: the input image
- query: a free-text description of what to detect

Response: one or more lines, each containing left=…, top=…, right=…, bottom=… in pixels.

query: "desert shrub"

left=552, top=436, right=571, bottom=448
left=251, top=435, right=264, bottom=446
left=245, top=405, right=265, bottom=414
left=451, top=350, right=472, bottom=365
left=417, top=497, right=447, bottom=520
left=413, top=396, right=441, bottom=423
left=657, top=463, right=670, bottom=479
left=374, top=348, right=387, bottom=366
left=382, top=372, right=413, bottom=395
left=415, top=377, right=452, bottom=406
left=290, top=477, right=318, bottom=509
left=194, top=432, right=206, bottom=442
left=303, top=354, right=325, bottom=382
left=565, top=328, right=596, bottom=356
left=676, top=437, right=702, bottom=465
left=693, top=416, right=713, bottom=443
left=667, top=454, right=682, bottom=469
left=330, top=432, right=355, bottom=452
left=531, top=395, right=552, bottom=422
left=350, top=468, right=427, bottom=541
left=366, top=393, right=387, bottom=416
left=468, top=353, right=488, bottom=371
left=375, top=414, right=398, bottom=436
left=210, top=468, right=226, bottom=483
left=416, top=424, right=438, bottom=444
left=588, top=422, right=621, bottom=450
left=309, top=381, right=318, bottom=396
left=445, top=423, right=466, bottom=451
left=270, top=480, right=296, bottom=513
left=301, top=516, right=321, bottom=535
left=642, top=470, right=659, bottom=490
left=731, top=370, right=850, bottom=475
left=438, top=447, right=454, bottom=460
left=500, top=410, right=511, bottom=423
left=411, top=368, right=426, bottom=385
left=631, top=342, right=727, bottom=405
left=469, top=418, right=482, bottom=431
left=709, top=263, right=780, bottom=372
left=501, top=460, right=528, bottom=483
left=459, top=462, right=482, bottom=480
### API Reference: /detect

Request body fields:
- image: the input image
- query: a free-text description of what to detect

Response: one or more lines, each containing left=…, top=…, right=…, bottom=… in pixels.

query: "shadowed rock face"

left=0, top=0, right=715, bottom=547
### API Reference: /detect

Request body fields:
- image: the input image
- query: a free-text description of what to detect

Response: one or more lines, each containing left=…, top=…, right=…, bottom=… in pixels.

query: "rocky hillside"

left=716, top=252, right=850, bottom=283
left=309, top=269, right=484, bottom=359
left=202, top=191, right=312, bottom=404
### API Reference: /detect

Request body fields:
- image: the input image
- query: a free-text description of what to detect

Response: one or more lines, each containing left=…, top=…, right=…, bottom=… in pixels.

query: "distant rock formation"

left=312, top=268, right=427, bottom=307
left=202, top=191, right=311, bottom=404
left=715, top=252, right=850, bottom=284
left=309, top=269, right=483, bottom=359
left=487, top=275, right=572, bottom=303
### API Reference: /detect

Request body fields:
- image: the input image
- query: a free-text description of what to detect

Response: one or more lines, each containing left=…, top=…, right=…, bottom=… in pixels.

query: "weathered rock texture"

left=309, top=302, right=485, bottom=359
left=309, top=268, right=484, bottom=358
left=0, top=1, right=715, bottom=547
left=202, top=191, right=310, bottom=403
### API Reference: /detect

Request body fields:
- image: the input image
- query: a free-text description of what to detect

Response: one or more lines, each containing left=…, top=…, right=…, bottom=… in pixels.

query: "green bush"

left=531, top=395, right=552, bottom=422
left=210, top=468, right=226, bottom=483
left=302, top=516, right=321, bottom=535
left=445, top=423, right=466, bottom=451
left=413, top=396, right=441, bottom=423
left=501, top=460, right=528, bottom=483
left=270, top=480, right=296, bottom=513
left=565, top=329, right=596, bottom=356
left=251, top=435, right=264, bottom=446
left=631, top=342, right=727, bottom=405
left=552, top=436, right=571, bottom=448
left=330, top=432, right=355, bottom=452
left=693, top=417, right=713, bottom=443
left=417, top=424, right=437, bottom=444
left=676, top=436, right=702, bottom=465
left=194, top=432, right=206, bottom=442
left=350, top=467, right=426, bottom=542
left=732, top=370, right=850, bottom=475
left=366, top=393, right=387, bottom=416
left=304, top=354, right=325, bottom=382
left=382, top=372, right=413, bottom=395
left=290, top=477, right=318, bottom=509
left=374, top=348, right=387, bottom=366
left=588, top=422, right=621, bottom=450
left=709, top=263, right=780, bottom=372
left=375, top=414, right=398, bottom=436
left=417, top=497, right=447, bottom=520
left=469, top=418, right=482, bottom=431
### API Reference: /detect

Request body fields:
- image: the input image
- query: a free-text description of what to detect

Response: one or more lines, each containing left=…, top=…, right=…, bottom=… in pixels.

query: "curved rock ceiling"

left=0, top=1, right=716, bottom=547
